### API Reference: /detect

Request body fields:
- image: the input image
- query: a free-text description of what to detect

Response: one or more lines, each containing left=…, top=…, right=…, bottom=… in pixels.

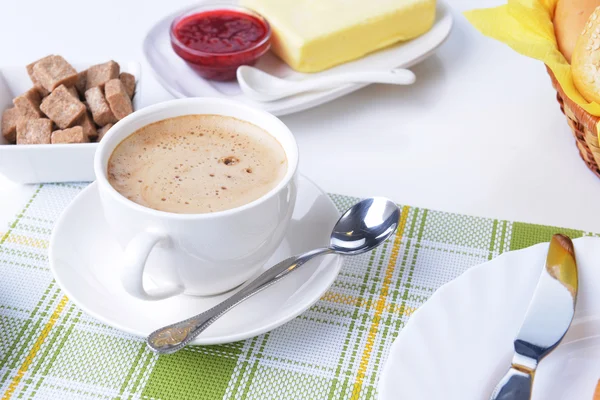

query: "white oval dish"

left=378, top=237, right=600, bottom=400
left=142, top=1, right=453, bottom=116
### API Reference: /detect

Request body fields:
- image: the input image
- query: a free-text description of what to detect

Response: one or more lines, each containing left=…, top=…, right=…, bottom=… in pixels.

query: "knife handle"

left=489, top=367, right=533, bottom=400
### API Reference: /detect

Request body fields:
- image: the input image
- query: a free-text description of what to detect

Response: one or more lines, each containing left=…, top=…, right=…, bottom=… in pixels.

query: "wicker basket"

left=547, top=67, right=600, bottom=178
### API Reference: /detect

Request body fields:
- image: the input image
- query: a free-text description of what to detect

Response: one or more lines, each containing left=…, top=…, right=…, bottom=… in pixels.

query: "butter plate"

left=378, top=237, right=600, bottom=400
left=143, top=1, right=452, bottom=116
left=49, top=175, right=343, bottom=345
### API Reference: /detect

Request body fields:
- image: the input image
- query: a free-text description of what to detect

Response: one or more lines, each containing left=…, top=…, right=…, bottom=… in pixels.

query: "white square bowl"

left=0, top=61, right=141, bottom=184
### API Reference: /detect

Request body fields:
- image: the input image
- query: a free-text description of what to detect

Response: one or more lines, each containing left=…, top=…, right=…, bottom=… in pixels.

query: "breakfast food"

left=554, top=0, right=600, bottom=102
left=594, top=379, right=600, bottom=399
left=85, top=87, right=117, bottom=126
left=107, top=114, right=288, bottom=213
left=97, top=123, right=113, bottom=142
left=75, top=71, right=87, bottom=96
left=32, top=55, right=78, bottom=92
left=26, top=56, right=51, bottom=96
left=13, top=88, right=43, bottom=119
left=85, top=61, right=120, bottom=91
left=77, top=111, right=98, bottom=140
left=553, top=0, right=600, bottom=62
left=1, top=107, right=20, bottom=143
left=17, top=118, right=52, bottom=144
left=40, top=85, right=86, bottom=129
left=66, top=86, right=79, bottom=100
left=240, top=0, right=436, bottom=72
left=0, top=55, right=136, bottom=145
left=571, top=6, right=600, bottom=103
left=554, top=0, right=600, bottom=63
left=119, top=73, right=136, bottom=98
left=170, top=6, right=271, bottom=80
left=104, top=79, right=133, bottom=120
left=51, top=126, right=88, bottom=144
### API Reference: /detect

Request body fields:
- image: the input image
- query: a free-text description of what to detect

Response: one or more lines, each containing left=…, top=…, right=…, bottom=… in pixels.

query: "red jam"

left=170, top=7, right=271, bottom=81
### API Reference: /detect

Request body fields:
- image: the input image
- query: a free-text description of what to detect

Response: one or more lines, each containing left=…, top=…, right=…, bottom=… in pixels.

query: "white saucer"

left=378, top=237, right=600, bottom=400
left=142, top=0, right=453, bottom=116
left=49, top=175, right=343, bottom=345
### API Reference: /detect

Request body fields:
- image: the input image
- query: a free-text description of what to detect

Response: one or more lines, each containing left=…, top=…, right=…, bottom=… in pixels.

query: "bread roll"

left=572, top=6, right=600, bottom=102
left=554, top=0, right=600, bottom=62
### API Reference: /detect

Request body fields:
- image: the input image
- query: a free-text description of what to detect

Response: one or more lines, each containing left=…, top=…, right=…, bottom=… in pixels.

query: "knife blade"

left=489, top=234, right=578, bottom=400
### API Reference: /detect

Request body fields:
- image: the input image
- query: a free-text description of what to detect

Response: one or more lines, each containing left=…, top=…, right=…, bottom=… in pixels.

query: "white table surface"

left=2, top=0, right=599, bottom=234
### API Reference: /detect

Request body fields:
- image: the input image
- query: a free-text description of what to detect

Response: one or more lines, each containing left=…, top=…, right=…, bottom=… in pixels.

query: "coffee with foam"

left=107, top=114, right=287, bottom=214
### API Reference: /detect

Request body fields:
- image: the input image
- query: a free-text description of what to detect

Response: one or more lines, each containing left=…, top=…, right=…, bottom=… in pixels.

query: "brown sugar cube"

left=16, top=117, right=29, bottom=137
left=76, top=111, right=97, bottom=140
left=75, top=70, right=87, bottom=96
left=51, top=126, right=88, bottom=144
left=1, top=107, right=20, bottom=143
left=97, top=123, right=113, bottom=142
left=105, top=79, right=133, bottom=120
left=119, top=72, right=135, bottom=98
left=26, top=56, right=53, bottom=97
left=66, top=86, right=80, bottom=100
left=13, top=88, right=44, bottom=119
left=40, top=85, right=86, bottom=129
left=86, top=61, right=120, bottom=90
left=32, top=55, right=78, bottom=92
left=85, top=87, right=117, bottom=126
left=16, top=118, right=52, bottom=144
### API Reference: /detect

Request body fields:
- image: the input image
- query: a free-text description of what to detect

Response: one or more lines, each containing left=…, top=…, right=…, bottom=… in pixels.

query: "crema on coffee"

left=107, top=114, right=287, bottom=214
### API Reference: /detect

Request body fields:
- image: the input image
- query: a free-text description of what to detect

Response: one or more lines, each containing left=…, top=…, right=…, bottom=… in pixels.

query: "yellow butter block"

left=241, top=0, right=437, bottom=73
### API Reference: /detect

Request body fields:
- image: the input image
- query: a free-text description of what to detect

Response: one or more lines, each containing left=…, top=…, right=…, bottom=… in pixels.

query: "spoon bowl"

left=330, top=197, right=400, bottom=254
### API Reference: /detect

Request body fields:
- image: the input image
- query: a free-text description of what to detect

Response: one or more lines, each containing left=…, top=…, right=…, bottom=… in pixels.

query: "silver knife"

left=489, top=234, right=578, bottom=400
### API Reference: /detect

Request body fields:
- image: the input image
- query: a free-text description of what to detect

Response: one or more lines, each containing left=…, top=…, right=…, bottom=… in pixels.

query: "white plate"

left=0, top=60, right=141, bottom=184
left=378, top=237, right=600, bottom=400
left=143, top=1, right=453, bottom=116
left=49, top=175, right=344, bottom=345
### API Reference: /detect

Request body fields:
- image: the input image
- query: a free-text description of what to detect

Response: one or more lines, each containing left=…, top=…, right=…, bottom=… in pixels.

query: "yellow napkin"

left=464, top=0, right=600, bottom=119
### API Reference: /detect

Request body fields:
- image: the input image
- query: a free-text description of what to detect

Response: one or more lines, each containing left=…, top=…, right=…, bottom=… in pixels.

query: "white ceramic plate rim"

left=142, top=1, right=453, bottom=116
left=49, top=175, right=344, bottom=345
left=378, top=237, right=600, bottom=399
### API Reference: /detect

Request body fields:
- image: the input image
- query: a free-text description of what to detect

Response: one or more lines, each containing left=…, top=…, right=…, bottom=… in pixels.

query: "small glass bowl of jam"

left=170, top=5, right=271, bottom=81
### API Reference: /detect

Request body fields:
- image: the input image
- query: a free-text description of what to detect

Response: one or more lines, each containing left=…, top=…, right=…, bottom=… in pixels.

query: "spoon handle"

left=292, top=69, right=416, bottom=92
left=146, top=247, right=333, bottom=354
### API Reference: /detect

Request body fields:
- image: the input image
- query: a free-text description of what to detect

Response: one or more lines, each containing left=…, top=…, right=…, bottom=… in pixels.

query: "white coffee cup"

left=94, top=98, right=298, bottom=300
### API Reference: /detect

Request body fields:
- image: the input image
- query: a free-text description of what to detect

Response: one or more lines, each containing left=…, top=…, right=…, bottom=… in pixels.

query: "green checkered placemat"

left=0, top=183, right=594, bottom=400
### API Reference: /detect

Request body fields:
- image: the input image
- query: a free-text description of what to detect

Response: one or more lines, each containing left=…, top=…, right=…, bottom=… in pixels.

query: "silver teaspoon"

left=147, top=197, right=400, bottom=354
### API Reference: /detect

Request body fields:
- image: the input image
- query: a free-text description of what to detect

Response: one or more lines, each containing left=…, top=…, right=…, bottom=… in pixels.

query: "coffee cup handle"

left=121, top=230, right=184, bottom=301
